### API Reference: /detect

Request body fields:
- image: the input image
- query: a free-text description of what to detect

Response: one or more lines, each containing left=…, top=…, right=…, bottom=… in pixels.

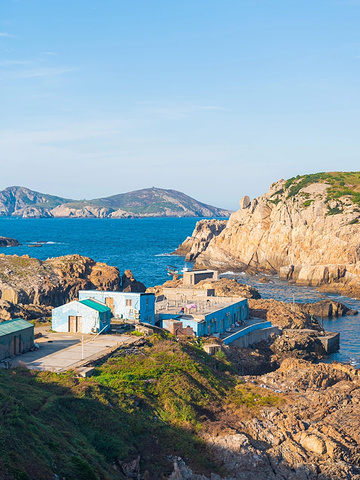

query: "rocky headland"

left=0, top=254, right=145, bottom=320
left=175, top=172, right=360, bottom=298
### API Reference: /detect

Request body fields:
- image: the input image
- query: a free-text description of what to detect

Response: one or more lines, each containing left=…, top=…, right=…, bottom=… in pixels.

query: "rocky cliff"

left=172, top=219, right=227, bottom=260
left=0, top=186, right=232, bottom=218
left=0, top=254, right=143, bottom=320
left=179, top=172, right=360, bottom=296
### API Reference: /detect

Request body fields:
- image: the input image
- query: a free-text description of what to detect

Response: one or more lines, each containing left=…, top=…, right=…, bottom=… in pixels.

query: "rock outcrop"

left=122, top=269, right=146, bottom=292
left=248, top=298, right=322, bottom=330
left=0, top=236, right=20, bottom=247
left=0, top=254, right=142, bottom=320
left=146, top=277, right=261, bottom=300
left=175, top=172, right=360, bottom=297
left=172, top=219, right=227, bottom=260
left=167, top=359, right=360, bottom=480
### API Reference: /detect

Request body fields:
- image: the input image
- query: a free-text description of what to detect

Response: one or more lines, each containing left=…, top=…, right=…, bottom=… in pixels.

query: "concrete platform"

left=11, top=331, right=136, bottom=373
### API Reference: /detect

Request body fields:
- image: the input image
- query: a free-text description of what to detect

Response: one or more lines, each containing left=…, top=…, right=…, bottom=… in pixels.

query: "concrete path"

left=12, top=332, right=136, bottom=372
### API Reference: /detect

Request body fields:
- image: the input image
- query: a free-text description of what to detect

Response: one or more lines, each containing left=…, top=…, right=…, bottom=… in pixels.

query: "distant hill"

left=0, top=186, right=232, bottom=218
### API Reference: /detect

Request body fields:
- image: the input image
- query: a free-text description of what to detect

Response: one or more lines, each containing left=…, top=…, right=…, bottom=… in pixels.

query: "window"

left=126, top=299, right=132, bottom=307
left=146, top=298, right=149, bottom=306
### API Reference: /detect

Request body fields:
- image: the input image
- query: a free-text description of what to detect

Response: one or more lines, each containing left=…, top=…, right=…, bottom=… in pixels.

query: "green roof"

left=0, top=318, right=34, bottom=336
left=79, top=299, right=110, bottom=313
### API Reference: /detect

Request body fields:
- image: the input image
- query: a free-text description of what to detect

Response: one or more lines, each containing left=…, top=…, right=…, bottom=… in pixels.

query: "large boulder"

left=122, top=269, right=146, bottom=292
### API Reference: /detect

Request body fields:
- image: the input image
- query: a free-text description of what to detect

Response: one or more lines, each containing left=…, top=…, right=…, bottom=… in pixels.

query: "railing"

left=222, top=321, right=272, bottom=345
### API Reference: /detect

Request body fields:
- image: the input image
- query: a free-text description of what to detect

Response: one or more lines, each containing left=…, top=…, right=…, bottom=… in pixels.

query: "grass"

left=285, top=171, right=360, bottom=205
left=0, top=336, right=283, bottom=480
left=327, top=206, right=343, bottom=216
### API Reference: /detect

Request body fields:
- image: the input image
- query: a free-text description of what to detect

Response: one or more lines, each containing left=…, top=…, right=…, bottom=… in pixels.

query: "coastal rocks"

left=295, top=299, right=358, bottom=317
left=172, top=219, right=227, bottom=261
left=122, top=270, right=146, bottom=293
left=0, top=237, right=20, bottom=247
left=0, top=300, right=52, bottom=321
left=175, top=173, right=360, bottom=296
left=248, top=298, right=321, bottom=330
left=0, top=254, right=136, bottom=320
left=270, top=330, right=327, bottom=361
left=146, top=277, right=261, bottom=300
left=168, top=359, right=360, bottom=480
left=195, top=278, right=261, bottom=299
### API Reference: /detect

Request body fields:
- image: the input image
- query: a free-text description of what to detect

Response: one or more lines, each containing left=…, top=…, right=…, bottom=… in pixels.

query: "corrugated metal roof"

left=0, top=318, right=34, bottom=336
left=79, top=299, right=110, bottom=313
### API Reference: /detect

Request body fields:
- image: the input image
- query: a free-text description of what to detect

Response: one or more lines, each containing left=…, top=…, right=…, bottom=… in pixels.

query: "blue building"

left=52, top=299, right=111, bottom=334
left=158, top=297, right=249, bottom=337
left=78, top=290, right=155, bottom=325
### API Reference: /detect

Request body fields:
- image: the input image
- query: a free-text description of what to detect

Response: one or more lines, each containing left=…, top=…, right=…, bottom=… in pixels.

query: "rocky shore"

left=174, top=172, right=360, bottom=298
left=0, top=254, right=145, bottom=320
left=168, top=358, right=360, bottom=480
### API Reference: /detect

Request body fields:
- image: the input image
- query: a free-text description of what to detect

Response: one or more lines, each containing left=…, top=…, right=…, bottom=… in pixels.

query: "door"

left=69, top=316, right=77, bottom=332
left=18, top=335, right=22, bottom=354
left=68, top=316, right=82, bottom=332
left=76, top=316, right=82, bottom=332
left=12, top=336, right=17, bottom=355
left=105, top=297, right=114, bottom=313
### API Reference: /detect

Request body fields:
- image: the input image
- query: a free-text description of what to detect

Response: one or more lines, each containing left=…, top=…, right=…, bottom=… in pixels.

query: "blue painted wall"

left=160, top=298, right=249, bottom=337
left=222, top=322, right=272, bottom=345
left=78, top=291, right=155, bottom=325
left=52, top=301, right=111, bottom=334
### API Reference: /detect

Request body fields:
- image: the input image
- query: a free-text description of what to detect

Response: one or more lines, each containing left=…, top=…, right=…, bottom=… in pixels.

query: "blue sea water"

left=0, top=217, right=197, bottom=287
left=0, top=216, right=359, bottom=366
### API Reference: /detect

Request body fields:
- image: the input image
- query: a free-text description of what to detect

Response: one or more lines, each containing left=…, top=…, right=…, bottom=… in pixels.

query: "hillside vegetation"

left=0, top=186, right=231, bottom=218
left=0, top=335, right=282, bottom=480
left=282, top=171, right=360, bottom=204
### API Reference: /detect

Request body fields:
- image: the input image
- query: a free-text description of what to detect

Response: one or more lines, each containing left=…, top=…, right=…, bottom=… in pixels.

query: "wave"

left=155, top=253, right=174, bottom=257
left=27, top=241, right=65, bottom=245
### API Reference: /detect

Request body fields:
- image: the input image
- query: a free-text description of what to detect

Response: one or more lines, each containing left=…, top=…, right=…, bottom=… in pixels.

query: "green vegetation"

left=0, top=186, right=230, bottom=218
left=303, top=200, right=314, bottom=207
left=349, top=218, right=359, bottom=225
left=327, top=206, right=343, bottom=216
left=269, top=198, right=281, bottom=205
left=0, top=336, right=283, bottom=480
left=285, top=171, right=360, bottom=205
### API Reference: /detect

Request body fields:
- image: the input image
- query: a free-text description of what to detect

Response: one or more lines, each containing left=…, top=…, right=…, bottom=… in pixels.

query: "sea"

left=1, top=216, right=359, bottom=367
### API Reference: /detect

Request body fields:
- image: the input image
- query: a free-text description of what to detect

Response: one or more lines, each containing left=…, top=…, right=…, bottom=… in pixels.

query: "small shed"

left=52, top=299, right=111, bottom=334
left=0, top=318, right=34, bottom=360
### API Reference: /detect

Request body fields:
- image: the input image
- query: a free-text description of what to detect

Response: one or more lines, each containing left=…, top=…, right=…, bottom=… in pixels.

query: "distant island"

left=0, top=186, right=232, bottom=219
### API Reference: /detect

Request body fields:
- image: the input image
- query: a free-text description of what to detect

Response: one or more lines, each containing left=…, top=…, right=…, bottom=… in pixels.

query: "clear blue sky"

left=1, top=0, right=360, bottom=209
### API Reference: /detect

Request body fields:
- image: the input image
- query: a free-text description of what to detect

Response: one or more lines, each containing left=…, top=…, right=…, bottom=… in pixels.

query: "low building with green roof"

left=0, top=318, right=34, bottom=360
left=51, top=299, right=111, bottom=334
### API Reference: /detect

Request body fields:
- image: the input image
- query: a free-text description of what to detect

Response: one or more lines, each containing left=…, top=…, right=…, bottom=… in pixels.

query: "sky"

left=1, top=0, right=360, bottom=210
